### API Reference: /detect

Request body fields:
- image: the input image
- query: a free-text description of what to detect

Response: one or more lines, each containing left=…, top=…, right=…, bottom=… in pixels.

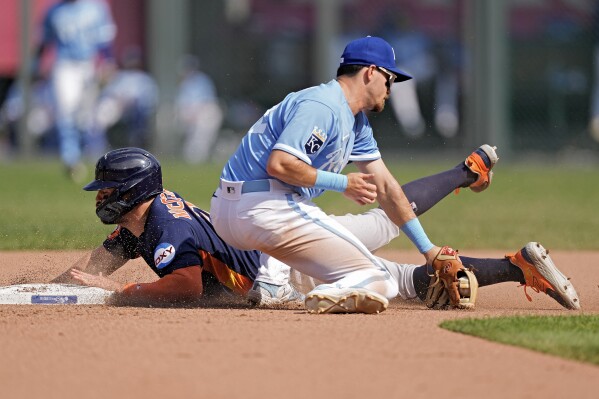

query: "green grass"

left=1, top=159, right=598, bottom=250
left=441, top=315, right=599, bottom=366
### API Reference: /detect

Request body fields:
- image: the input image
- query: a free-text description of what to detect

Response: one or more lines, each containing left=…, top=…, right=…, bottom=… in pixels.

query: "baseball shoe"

left=457, top=144, right=499, bottom=194
left=304, top=287, right=388, bottom=314
left=247, top=281, right=305, bottom=308
left=506, top=242, right=580, bottom=310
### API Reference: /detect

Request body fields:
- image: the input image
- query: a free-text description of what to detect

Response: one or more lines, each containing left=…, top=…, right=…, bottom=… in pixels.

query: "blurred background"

left=1, top=0, right=598, bottom=169
left=0, top=0, right=598, bottom=251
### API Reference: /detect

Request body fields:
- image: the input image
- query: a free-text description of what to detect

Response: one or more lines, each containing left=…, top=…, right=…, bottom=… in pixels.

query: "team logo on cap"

left=305, top=126, right=327, bottom=155
left=154, top=243, right=176, bottom=269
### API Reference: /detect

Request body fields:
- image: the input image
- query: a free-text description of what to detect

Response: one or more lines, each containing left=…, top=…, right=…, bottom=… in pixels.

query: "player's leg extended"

left=409, top=242, right=580, bottom=310
left=331, top=145, right=499, bottom=252
left=331, top=208, right=400, bottom=252
left=401, top=144, right=498, bottom=216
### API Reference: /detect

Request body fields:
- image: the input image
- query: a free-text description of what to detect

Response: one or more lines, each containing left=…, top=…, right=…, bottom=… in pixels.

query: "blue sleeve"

left=272, top=100, right=336, bottom=165
left=349, top=112, right=381, bottom=162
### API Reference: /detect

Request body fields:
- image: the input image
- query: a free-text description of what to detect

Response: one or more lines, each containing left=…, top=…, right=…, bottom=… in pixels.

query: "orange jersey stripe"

left=198, top=250, right=253, bottom=295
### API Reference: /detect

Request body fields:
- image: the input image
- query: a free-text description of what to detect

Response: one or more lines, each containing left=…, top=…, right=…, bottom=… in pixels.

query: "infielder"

left=57, top=147, right=579, bottom=311
left=210, top=36, right=580, bottom=314
left=33, top=0, right=116, bottom=181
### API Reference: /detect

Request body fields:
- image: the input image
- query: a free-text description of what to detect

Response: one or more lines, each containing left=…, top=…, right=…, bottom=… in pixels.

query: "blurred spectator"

left=93, top=47, right=159, bottom=150
left=0, top=79, right=57, bottom=154
left=174, top=54, right=224, bottom=164
left=381, top=15, right=461, bottom=139
left=32, top=0, right=116, bottom=182
left=431, top=39, right=462, bottom=139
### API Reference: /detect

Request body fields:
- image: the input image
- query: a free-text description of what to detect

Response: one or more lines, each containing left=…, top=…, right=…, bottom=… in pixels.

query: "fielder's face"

left=369, top=65, right=395, bottom=113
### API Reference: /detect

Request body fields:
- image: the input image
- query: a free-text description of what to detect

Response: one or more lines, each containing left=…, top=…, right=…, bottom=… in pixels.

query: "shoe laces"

left=508, top=250, right=553, bottom=302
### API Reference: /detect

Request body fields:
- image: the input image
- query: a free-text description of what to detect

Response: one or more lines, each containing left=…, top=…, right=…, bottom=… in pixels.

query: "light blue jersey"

left=221, top=80, right=381, bottom=199
left=42, top=0, right=116, bottom=61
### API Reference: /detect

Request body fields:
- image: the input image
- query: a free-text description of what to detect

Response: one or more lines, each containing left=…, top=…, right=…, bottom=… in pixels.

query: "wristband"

left=400, top=218, right=434, bottom=254
left=314, top=170, right=348, bottom=192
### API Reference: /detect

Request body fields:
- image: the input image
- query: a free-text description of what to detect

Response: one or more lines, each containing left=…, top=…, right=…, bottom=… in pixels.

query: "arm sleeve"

left=272, top=100, right=336, bottom=165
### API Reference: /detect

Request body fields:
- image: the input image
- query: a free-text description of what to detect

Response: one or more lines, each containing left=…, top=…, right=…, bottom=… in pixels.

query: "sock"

left=402, top=166, right=474, bottom=216
left=401, top=147, right=493, bottom=216
left=412, top=264, right=432, bottom=301
left=460, top=256, right=524, bottom=286
left=411, top=256, right=525, bottom=301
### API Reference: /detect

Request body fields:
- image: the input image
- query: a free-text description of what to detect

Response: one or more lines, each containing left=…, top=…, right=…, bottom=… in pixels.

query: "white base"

left=0, top=284, right=113, bottom=305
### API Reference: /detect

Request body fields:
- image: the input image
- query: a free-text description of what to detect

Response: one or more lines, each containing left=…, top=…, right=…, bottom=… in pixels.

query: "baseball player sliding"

left=52, top=147, right=302, bottom=306
left=210, top=36, right=580, bottom=314
left=54, top=147, right=578, bottom=311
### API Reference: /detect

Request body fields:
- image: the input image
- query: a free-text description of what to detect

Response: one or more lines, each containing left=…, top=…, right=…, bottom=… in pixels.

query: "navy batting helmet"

left=84, top=147, right=163, bottom=224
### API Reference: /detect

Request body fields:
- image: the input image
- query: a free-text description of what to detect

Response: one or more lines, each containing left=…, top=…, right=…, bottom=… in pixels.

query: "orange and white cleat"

left=456, top=144, right=499, bottom=194
left=506, top=242, right=580, bottom=310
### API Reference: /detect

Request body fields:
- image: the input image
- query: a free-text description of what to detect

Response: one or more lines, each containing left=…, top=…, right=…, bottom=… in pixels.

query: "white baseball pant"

left=210, top=179, right=419, bottom=300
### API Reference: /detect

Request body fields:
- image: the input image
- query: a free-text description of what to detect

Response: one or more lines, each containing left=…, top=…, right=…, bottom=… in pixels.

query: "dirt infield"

left=0, top=249, right=597, bottom=399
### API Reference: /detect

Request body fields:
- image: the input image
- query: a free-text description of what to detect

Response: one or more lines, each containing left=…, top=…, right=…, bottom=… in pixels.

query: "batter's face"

left=96, top=188, right=115, bottom=208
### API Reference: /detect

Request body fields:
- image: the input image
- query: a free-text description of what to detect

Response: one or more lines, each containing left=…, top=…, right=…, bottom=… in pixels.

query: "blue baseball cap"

left=339, top=36, right=412, bottom=82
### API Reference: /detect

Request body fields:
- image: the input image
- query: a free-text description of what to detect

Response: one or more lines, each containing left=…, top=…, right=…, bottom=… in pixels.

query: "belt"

left=239, top=179, right=271, bottom=194
left=219, top=179, right=274, bottom=194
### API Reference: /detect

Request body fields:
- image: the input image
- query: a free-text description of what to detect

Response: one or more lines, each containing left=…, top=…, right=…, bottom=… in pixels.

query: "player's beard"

left=371, top=101, right=385, bottom=113
left=371, top=97, right=386, bottom=113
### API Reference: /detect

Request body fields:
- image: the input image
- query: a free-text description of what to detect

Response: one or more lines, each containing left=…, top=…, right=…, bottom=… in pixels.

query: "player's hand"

left=343, top=173, right=377, bottom=205
left=70, top=269, right=122, bottom=292
left=423, top=245, right=442, bottom=266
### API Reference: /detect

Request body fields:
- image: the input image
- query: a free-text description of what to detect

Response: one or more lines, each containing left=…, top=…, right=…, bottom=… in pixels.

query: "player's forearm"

left=377, top=184, right=417, bottom=226
left=85, top=246, right=126, bottom=275
left=367, top=164, right=436, bottom=255
left=50, top=251, right=94, bottom=283
left=51, top=246, right=124, bottom=284
left=379, top=190, right=437, bottom=254
left=266, top=150, right=318, bottom=187
left=356, top=159, right=416, bottom=225
left=113, top=266, right=203, bottom=306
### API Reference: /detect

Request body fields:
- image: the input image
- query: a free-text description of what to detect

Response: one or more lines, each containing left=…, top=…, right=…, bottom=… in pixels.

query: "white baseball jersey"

left=221, top=79, right=381, bottom=199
